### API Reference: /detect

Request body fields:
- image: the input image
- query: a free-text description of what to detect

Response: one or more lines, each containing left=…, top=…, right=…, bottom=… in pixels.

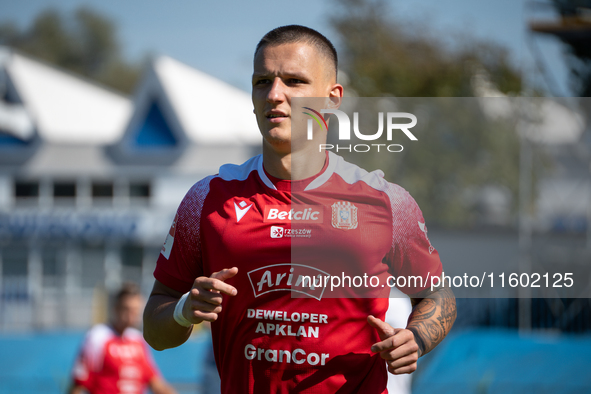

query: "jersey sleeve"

left=154, top=176, right=214, bottom=293
left=72, top=341, right=94, bottom=389
left=141, top=340, right=161, bottom=383
left=383, top=182, right=443, bottom=294
left=71, top=326, right=109, bottom=390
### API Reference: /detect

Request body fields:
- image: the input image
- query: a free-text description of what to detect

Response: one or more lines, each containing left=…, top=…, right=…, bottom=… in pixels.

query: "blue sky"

left=0, top=0, right=571, bottom=95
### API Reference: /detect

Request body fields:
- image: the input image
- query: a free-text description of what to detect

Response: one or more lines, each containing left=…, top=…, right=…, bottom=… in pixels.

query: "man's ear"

left=326, top=83, right=343, bottom=109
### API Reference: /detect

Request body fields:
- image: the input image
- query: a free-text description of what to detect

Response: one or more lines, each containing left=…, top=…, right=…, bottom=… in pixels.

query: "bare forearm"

left=143, top=294, right=193, bottom=351
left=407, top=286, right=456, bottom=357
left=144, top=270, right=238, bottom=350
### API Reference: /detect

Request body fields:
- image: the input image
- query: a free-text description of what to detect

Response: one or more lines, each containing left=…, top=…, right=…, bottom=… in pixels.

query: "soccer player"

left=70, top=283, right=176, bottom=394
left=143, top=25, right=456, bottom=393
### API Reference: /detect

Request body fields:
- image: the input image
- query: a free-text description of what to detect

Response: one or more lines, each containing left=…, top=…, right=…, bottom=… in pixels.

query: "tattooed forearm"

left=407, top=286, right=456, bottom=357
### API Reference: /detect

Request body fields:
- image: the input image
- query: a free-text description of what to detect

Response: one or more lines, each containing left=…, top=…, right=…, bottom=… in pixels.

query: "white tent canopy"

left=1, top=47, right=132, bottom=145
left=149, top=55, right=260, bottom=145
left=1, top=48, right=261, bottom=147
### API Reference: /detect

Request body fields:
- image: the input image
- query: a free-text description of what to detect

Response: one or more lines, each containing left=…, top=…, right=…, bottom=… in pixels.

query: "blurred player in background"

left=144, top=25, right=456, bottom=393
left=69, top=283, right=176, bottom=394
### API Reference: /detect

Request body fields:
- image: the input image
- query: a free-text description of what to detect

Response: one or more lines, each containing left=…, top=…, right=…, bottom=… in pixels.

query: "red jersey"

left=72, top=324, right=159, bottom=394
left=155, top=152, right=442, bottom=394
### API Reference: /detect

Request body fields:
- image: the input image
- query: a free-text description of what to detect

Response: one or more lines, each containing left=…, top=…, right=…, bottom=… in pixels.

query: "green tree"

left=331, top=0, right=522, bottom=98
left=0, top=7, right=141, bottom=94
left=330, top=0, right=523, bottom=227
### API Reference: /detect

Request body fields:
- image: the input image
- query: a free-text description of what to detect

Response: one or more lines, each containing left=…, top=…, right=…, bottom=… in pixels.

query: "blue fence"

left=454, top=298, right=591, bottom=333
left=0, top=330, right=210, bottom=394
left=413, top=329, right=591, bottom=394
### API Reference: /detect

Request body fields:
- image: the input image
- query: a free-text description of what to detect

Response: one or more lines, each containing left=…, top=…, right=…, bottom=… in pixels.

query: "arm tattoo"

left=407, top=286, right=456, bottom=357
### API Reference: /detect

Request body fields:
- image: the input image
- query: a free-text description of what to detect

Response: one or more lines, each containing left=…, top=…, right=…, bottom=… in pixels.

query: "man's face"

left=113, top=294, right=143, bottom=331
left=252, top=42, right=342, bottom=154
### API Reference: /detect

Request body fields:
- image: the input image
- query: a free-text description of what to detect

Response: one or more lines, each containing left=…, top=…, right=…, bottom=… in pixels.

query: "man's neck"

left=262, top=145, right=326, bottom=180
left=111, top=322, right=127, bottom=336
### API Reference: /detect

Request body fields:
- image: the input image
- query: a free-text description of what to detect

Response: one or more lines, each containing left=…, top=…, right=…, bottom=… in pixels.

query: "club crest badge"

left=331, top=201, right=358, bottom=230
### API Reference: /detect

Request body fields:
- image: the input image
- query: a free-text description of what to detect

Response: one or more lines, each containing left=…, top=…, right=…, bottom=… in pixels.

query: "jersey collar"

left=257, top=151, right=335, bottom=192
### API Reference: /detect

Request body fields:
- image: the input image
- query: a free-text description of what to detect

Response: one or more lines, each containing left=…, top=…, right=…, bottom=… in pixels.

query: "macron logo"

left=234, top=200, right=253, bottom=222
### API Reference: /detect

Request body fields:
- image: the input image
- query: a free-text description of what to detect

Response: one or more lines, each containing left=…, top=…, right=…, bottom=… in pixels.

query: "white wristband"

left=173, top=291, right=192, bottom=327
